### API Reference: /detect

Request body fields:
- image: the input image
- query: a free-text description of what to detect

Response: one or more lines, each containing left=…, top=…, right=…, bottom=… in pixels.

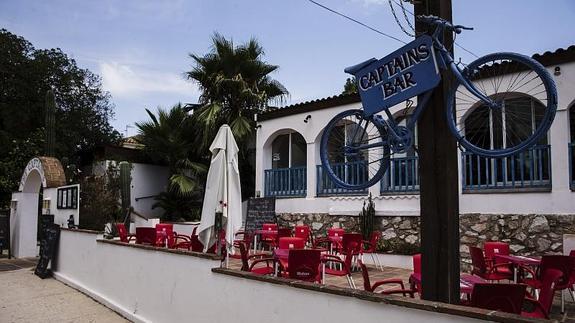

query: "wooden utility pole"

left=414, top=0, right=460, bottom=303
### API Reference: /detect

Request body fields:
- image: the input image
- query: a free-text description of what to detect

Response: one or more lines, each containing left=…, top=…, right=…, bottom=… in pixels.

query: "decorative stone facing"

left=459, top=213, right=575, bottom=270
left=276, top=213, right=420, bottom=245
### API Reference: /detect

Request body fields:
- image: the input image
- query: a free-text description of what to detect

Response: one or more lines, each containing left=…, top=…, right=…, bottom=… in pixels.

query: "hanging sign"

left=346, top=35, right=440, bottom=116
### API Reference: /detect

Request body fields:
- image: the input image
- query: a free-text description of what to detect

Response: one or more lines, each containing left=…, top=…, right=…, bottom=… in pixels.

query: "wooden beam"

left=414, top=0, right=461, bottom=303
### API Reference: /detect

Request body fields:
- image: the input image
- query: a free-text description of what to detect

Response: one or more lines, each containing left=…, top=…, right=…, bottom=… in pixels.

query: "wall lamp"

left=554, top=66, right=561, bottom=76
left=304, top=115, right=312, bottom=123
left=255, top=124, right=262, bottom=130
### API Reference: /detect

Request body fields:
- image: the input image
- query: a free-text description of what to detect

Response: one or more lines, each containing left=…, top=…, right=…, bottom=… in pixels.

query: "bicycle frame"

left=368, top=22, right=495, bottom=150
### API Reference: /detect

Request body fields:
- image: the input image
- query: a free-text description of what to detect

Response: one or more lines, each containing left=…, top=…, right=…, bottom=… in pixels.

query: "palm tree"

left=186, top=33, right=289, bottom=149
left=135, top=103, right=206, bottom=196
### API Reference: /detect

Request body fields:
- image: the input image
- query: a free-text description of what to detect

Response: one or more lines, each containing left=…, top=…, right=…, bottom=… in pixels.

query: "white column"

left=550, top=108, right=570, bottom=193
left=255, top=127, right=264, bottom=197
left=306, top=142, right=316, bottom=199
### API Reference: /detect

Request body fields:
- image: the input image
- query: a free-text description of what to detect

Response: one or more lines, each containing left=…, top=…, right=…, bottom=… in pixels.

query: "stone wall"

left=459, top=213, right=575, bottom=269
left=277, top=213, right=420, bottom=247
left=277, top=212, right=575, bottom=267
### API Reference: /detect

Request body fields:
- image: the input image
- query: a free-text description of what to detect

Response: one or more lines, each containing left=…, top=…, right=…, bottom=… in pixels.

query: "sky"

left=1, top=0, right=574, bottom=137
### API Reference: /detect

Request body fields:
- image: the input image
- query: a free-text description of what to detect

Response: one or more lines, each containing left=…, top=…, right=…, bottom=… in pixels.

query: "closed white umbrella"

left=197, top=125, right=242, bottom=265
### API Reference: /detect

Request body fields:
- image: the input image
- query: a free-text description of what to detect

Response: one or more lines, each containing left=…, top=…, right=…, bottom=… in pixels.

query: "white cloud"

left=99, top=61, right=195, bottom=98
left=351, top=0, right=387, bottom=6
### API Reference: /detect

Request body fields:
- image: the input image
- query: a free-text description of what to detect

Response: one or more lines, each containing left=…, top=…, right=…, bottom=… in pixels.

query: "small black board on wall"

left=0, top=210, right=10, bottom=258
left=34, top=223, right=60, bottom=279
left=244, top=197, right=276, bottom=235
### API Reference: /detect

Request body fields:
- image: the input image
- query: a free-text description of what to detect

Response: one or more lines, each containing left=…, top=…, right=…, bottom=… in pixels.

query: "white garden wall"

left=53, top=229, right=509, bottom=323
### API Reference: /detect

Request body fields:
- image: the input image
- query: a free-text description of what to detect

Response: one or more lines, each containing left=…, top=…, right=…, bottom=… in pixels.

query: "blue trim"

left=380, top=156, right=420, bottom=194
left=316, top=163, right=368, bottom=196
left=264, top=167, right=307, bottom=197
left=461, top=145, right=552, bottom=191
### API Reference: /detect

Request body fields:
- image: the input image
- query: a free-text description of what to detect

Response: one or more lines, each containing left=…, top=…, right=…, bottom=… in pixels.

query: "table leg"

left=253, top=234, right=258, bottom=254
left=513, top=265, right=518, bottom=283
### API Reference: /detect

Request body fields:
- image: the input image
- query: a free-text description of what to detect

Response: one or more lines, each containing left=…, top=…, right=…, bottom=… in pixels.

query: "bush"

left=377, top=237, right=420, bottom=255
left=78, top=163, right=122, bottom=231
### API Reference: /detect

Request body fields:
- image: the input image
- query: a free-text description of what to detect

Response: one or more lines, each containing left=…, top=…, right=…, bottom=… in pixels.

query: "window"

left=271, top=132, right=307, bottom=169
left=57, top=186, right=78, bottom=209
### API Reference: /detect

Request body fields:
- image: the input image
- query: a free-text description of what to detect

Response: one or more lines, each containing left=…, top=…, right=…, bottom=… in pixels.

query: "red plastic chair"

left=260, top=223, right=278, bottom=250
left=322, top=248, right=356, bottom=288
left=278, top=237, right=305, bottom=250
left=470, top=283, right=527, bottom=314
left=327, top=228, right=345, bottom=252
left=232, top=231, right=253, bottom=258
left=155, top=224, right=175, bottom=248
left=135, top=227, right=156, bottom=245
left=469, top=246, right=512, bottom=281
left=116, top=223, right=135, bottom=243
left=362, top=231, right=382, bottom=270
left=286, top=249, right=322, bottom=283
left=522, top=268, right=563, bottom=319
left=358, top=260, right=414, bottom=297
left=238, top=243, right=276, bottom=275
left=484, top=241, right=512, bottom=276
left=520, top=255, right=575, bottom=311
left=294, top=225, right=311, bottom=245
left=409, top=253, right=422, bottom=295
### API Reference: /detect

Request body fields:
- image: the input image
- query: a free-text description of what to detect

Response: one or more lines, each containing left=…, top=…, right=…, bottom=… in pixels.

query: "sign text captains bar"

left=346, top=35, right=440, bottom=116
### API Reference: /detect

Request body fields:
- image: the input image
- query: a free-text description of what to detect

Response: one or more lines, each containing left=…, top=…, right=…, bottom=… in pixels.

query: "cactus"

left=360, top=193, right=376, bottom=240
left=44, top=89, right=56, bottom=156
left=119, top=161, right=132, bottom=229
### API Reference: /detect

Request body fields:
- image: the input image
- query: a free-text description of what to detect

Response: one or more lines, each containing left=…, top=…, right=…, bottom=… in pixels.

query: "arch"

left=18, top=157, right=66, bottom=192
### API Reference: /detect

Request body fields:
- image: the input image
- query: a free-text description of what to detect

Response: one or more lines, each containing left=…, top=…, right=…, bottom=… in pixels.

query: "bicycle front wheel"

left=320, top=109, right=390, bottom=190
left=446, top=52, right=557, bottom=158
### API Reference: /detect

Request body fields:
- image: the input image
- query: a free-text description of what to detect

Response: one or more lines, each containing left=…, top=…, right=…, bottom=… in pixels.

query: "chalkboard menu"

left=245, top=197, right=276, bottom=234
left=35, top=223, right=60, bottom=279
left=0, top=210, right=10, bottom=258
left=38, top=214, right=54, bottom=242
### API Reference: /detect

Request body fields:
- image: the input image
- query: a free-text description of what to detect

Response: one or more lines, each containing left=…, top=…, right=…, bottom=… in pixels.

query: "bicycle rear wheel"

left=320, top=109, right=390, bottom=190
left=446, top=52, right=557, bottom=158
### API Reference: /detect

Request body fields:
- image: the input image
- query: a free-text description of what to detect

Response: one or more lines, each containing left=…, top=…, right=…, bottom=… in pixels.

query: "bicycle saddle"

left=344, top=58, right=377, bottom=75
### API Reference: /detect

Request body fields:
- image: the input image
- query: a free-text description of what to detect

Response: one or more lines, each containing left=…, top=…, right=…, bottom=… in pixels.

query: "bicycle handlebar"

left=416, top=15, right=473, bottom=34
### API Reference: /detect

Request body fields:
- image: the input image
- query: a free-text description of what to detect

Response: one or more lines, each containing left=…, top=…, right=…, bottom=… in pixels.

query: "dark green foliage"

left=377, top=238, right=421, bottom=255
left=359, top=193, right=376, bottom=240
left=187, top=33, right=288, bottom=199
left=79, top=163, right=122, bottom=231
left=152, top=190, right=202, bottom=222
left=342, top=77, right=358, bottom=95
left=119, top=161, right=131, bottom=211
left=0, top=29, right=121, bottom=207
left=44, top=89, right=56, bottom=157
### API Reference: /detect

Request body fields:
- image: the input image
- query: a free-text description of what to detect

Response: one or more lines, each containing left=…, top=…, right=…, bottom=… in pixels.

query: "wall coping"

left=212, top=268, right=546, bottom=323
left=97, top=239, right=223, bottom=261
left=61, top=227, right=102, bottom=234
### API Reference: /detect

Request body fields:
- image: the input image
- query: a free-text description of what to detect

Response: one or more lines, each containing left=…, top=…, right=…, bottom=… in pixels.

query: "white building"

left=255, top=45, right=575, bottom=256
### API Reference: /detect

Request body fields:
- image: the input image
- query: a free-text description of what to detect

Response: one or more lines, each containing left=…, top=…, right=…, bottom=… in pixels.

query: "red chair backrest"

left=342, top=233, right=363, bottom=253
left=278, top=237, right=305, bottom=250
left=327, top=228, right=345, bottom=237
left=155, top=223, right=174, bottom=248
left=413, top=254, right=421, bottom=274
left=294, top=225, right=310, bottom=241
left=277, top=228, right=292, bottom=239
left=471, top=283, right=526, bottom=314
left=116, top=223, right=129, bottom=242
left=469, top=246, right=487, bottom=274
left=136, top=227, right=156, bottom=245
left=358, top=260, right=373, bottom=292
left=484, top=241, right=509, bottom=264
left=537, top=268, right=563, bottom=316
left=190, top=227, right=205, bottom=252
left=288, top=249, right=321, bottom=282
left=262, top=223, right=278, bottom=231
left=539, top=255, right=574, bottom=289
left=366, top=231, right=381, bottom=252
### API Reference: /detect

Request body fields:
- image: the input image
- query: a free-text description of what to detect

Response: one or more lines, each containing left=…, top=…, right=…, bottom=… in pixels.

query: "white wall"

left=256, top=62, right=575, bottom=216
left=44, top=184, right=81, bottom=228
left=54, top=230, right=485, bottom=323
left=10, top=192, right=39, bottom=258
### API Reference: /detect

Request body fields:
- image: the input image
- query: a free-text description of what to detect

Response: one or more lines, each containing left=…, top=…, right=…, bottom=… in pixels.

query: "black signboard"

left=0, top=210, right=10, bottom=258
left=35, top=223, right=60, bottom=279
left=38, top=214, right=54, bottom=242
left=245, top=197, right=276, bottom=235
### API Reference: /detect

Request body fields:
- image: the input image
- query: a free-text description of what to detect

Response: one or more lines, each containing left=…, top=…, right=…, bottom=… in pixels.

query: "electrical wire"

left=306, top=0, right=407, bottom=45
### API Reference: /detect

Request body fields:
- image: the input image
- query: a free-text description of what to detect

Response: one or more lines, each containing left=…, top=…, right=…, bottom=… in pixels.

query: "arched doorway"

left=11, top=157, right=66, bottom=258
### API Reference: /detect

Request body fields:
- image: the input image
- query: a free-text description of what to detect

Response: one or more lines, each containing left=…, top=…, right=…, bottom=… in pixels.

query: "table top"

left=255, top=229, right=278, bottom=235
left=409, top=273, right=485, bottom=294
left=494, top=254, right=541, bottom=266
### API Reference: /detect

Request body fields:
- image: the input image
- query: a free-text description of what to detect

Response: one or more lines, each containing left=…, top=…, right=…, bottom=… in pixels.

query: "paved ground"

left=0, top=266, right=129, bottom=323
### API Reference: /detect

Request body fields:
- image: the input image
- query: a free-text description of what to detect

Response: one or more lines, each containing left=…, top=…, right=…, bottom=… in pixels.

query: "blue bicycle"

left=320, top=15, right=557, bottom=190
